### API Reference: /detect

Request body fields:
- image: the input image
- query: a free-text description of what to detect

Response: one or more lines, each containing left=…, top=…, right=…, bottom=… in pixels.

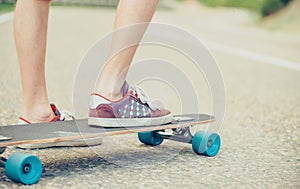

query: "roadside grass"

left=197, top=0, right=292, bottom=16
left=0, top=0, right=293, bottom=17
left=0, top=2, right=117, bottom=16
left=198, top=0, right=263, bottom=12
left=0, top=1, right=171, bottom=14
left=0, top=2, right=15, bottom=14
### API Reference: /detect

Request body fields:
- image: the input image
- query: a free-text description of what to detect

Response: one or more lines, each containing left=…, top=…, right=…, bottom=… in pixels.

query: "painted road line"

left=205, top=40, right=300, bottom=71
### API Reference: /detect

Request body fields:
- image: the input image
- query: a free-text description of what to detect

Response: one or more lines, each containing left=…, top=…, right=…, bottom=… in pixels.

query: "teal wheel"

left=192, top=131, right=221, bottom=157
left=138, top=130, right=164, bottom=146
left=5, top=152, right=42, bottom=185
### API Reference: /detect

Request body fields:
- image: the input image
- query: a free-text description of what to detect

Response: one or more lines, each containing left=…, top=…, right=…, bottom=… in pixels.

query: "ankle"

left=22, top=104, right=55, bottom=123
left=98, top=91, right=123, bottom=101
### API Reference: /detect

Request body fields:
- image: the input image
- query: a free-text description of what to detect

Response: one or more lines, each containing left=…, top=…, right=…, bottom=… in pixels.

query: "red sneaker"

left=89, top=82, right=172, bottom=127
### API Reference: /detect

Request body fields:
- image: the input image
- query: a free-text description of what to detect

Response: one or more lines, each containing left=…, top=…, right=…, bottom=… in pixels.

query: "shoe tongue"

left=121, top=81, right=130, bottom=96
left=50, top=104, right=61, bottom=116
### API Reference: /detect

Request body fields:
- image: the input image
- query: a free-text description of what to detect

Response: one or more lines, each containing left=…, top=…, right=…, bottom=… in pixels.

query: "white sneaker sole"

left=89, top=114, right=173, bottom=127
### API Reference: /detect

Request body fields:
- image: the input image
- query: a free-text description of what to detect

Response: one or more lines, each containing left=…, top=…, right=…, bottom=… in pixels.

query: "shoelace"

left=60, top=110, right=75, bottom=121
left=132, top=86, right=160, bottom=110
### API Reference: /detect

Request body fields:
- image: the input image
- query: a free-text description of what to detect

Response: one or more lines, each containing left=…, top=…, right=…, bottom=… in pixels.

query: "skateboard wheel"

left=5, top=152, right=42, bottom=185
left=138, top=130, right=164, bottom=146
left=192, top=131, right=221, bottom=157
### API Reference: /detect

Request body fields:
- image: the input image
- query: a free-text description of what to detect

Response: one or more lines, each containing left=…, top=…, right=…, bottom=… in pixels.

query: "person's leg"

left=14, top=0, right=53, bottom=123
left=90, top=0, right=172, bottom=127
left=97, top=0, right=159, bottom=100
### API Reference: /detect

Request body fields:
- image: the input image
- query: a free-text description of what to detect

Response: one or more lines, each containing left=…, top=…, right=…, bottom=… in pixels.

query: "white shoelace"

left=60, top=110, right=75, bottom=121
left=132, top=86, right=160, bottom=110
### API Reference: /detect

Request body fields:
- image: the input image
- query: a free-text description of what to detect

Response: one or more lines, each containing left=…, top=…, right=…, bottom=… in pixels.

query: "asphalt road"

left=0, top=2, right=299, bottom=188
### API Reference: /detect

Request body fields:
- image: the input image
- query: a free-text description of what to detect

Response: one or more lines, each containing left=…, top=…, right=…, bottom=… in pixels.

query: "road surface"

left=0, top=2, right=299, bottom=188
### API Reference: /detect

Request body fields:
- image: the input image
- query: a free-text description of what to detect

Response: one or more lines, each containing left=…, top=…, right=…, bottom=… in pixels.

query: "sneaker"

left=17, top=104, right=102, bottom=149
left=89, top=82, right=173, bottom=127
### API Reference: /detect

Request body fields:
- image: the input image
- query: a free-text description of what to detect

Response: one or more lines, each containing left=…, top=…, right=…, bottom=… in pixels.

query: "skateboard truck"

left=0, top=156, right=6, bottom=167
left=154, top=126, right=194, bottom=143
left=138, top=128, right=221, bottom=157
left=0, top=147, right=6, bottom=155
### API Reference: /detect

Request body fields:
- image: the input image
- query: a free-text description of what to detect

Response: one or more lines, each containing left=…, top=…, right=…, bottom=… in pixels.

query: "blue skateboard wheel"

left=5, top=152, right=42, bottom=185
left=138, top=131, right=164, bottom=146
left=192, top=131, right=221, bottom=157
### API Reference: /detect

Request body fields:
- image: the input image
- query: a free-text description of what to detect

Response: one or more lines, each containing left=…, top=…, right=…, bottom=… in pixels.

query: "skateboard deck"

left=0, top=114, right=214, bottom=147
left=0, top=114, right=221, bottom=185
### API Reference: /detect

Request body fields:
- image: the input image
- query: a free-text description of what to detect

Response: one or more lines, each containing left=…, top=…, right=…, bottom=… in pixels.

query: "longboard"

left=0, top=114, right=214, bottom=147
left=0, top=114, right=221, bottom=185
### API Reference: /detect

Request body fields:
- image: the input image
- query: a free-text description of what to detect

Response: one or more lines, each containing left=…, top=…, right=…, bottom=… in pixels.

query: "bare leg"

left=97, top=0, right=159, bottom=100
left=14, top=0, right=53, bottom=123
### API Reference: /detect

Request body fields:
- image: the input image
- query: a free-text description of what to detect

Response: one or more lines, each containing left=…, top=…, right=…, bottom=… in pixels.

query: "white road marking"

left=205, top=40, right=300, bottom=71
left=0, top=12, right=13, bottom=24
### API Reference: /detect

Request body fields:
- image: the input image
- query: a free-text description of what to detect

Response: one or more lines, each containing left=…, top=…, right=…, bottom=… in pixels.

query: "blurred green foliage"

left=197, top=0, right=263, bottom=11
left=197, top=0, right=293, bottom=16
left=0, top=0, right=293, bottom=16
left=0, top=0, right=15, bottom=4
left=261, top=0, right=292, bottom=16
left=0, top=0, right=15, bottom=14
